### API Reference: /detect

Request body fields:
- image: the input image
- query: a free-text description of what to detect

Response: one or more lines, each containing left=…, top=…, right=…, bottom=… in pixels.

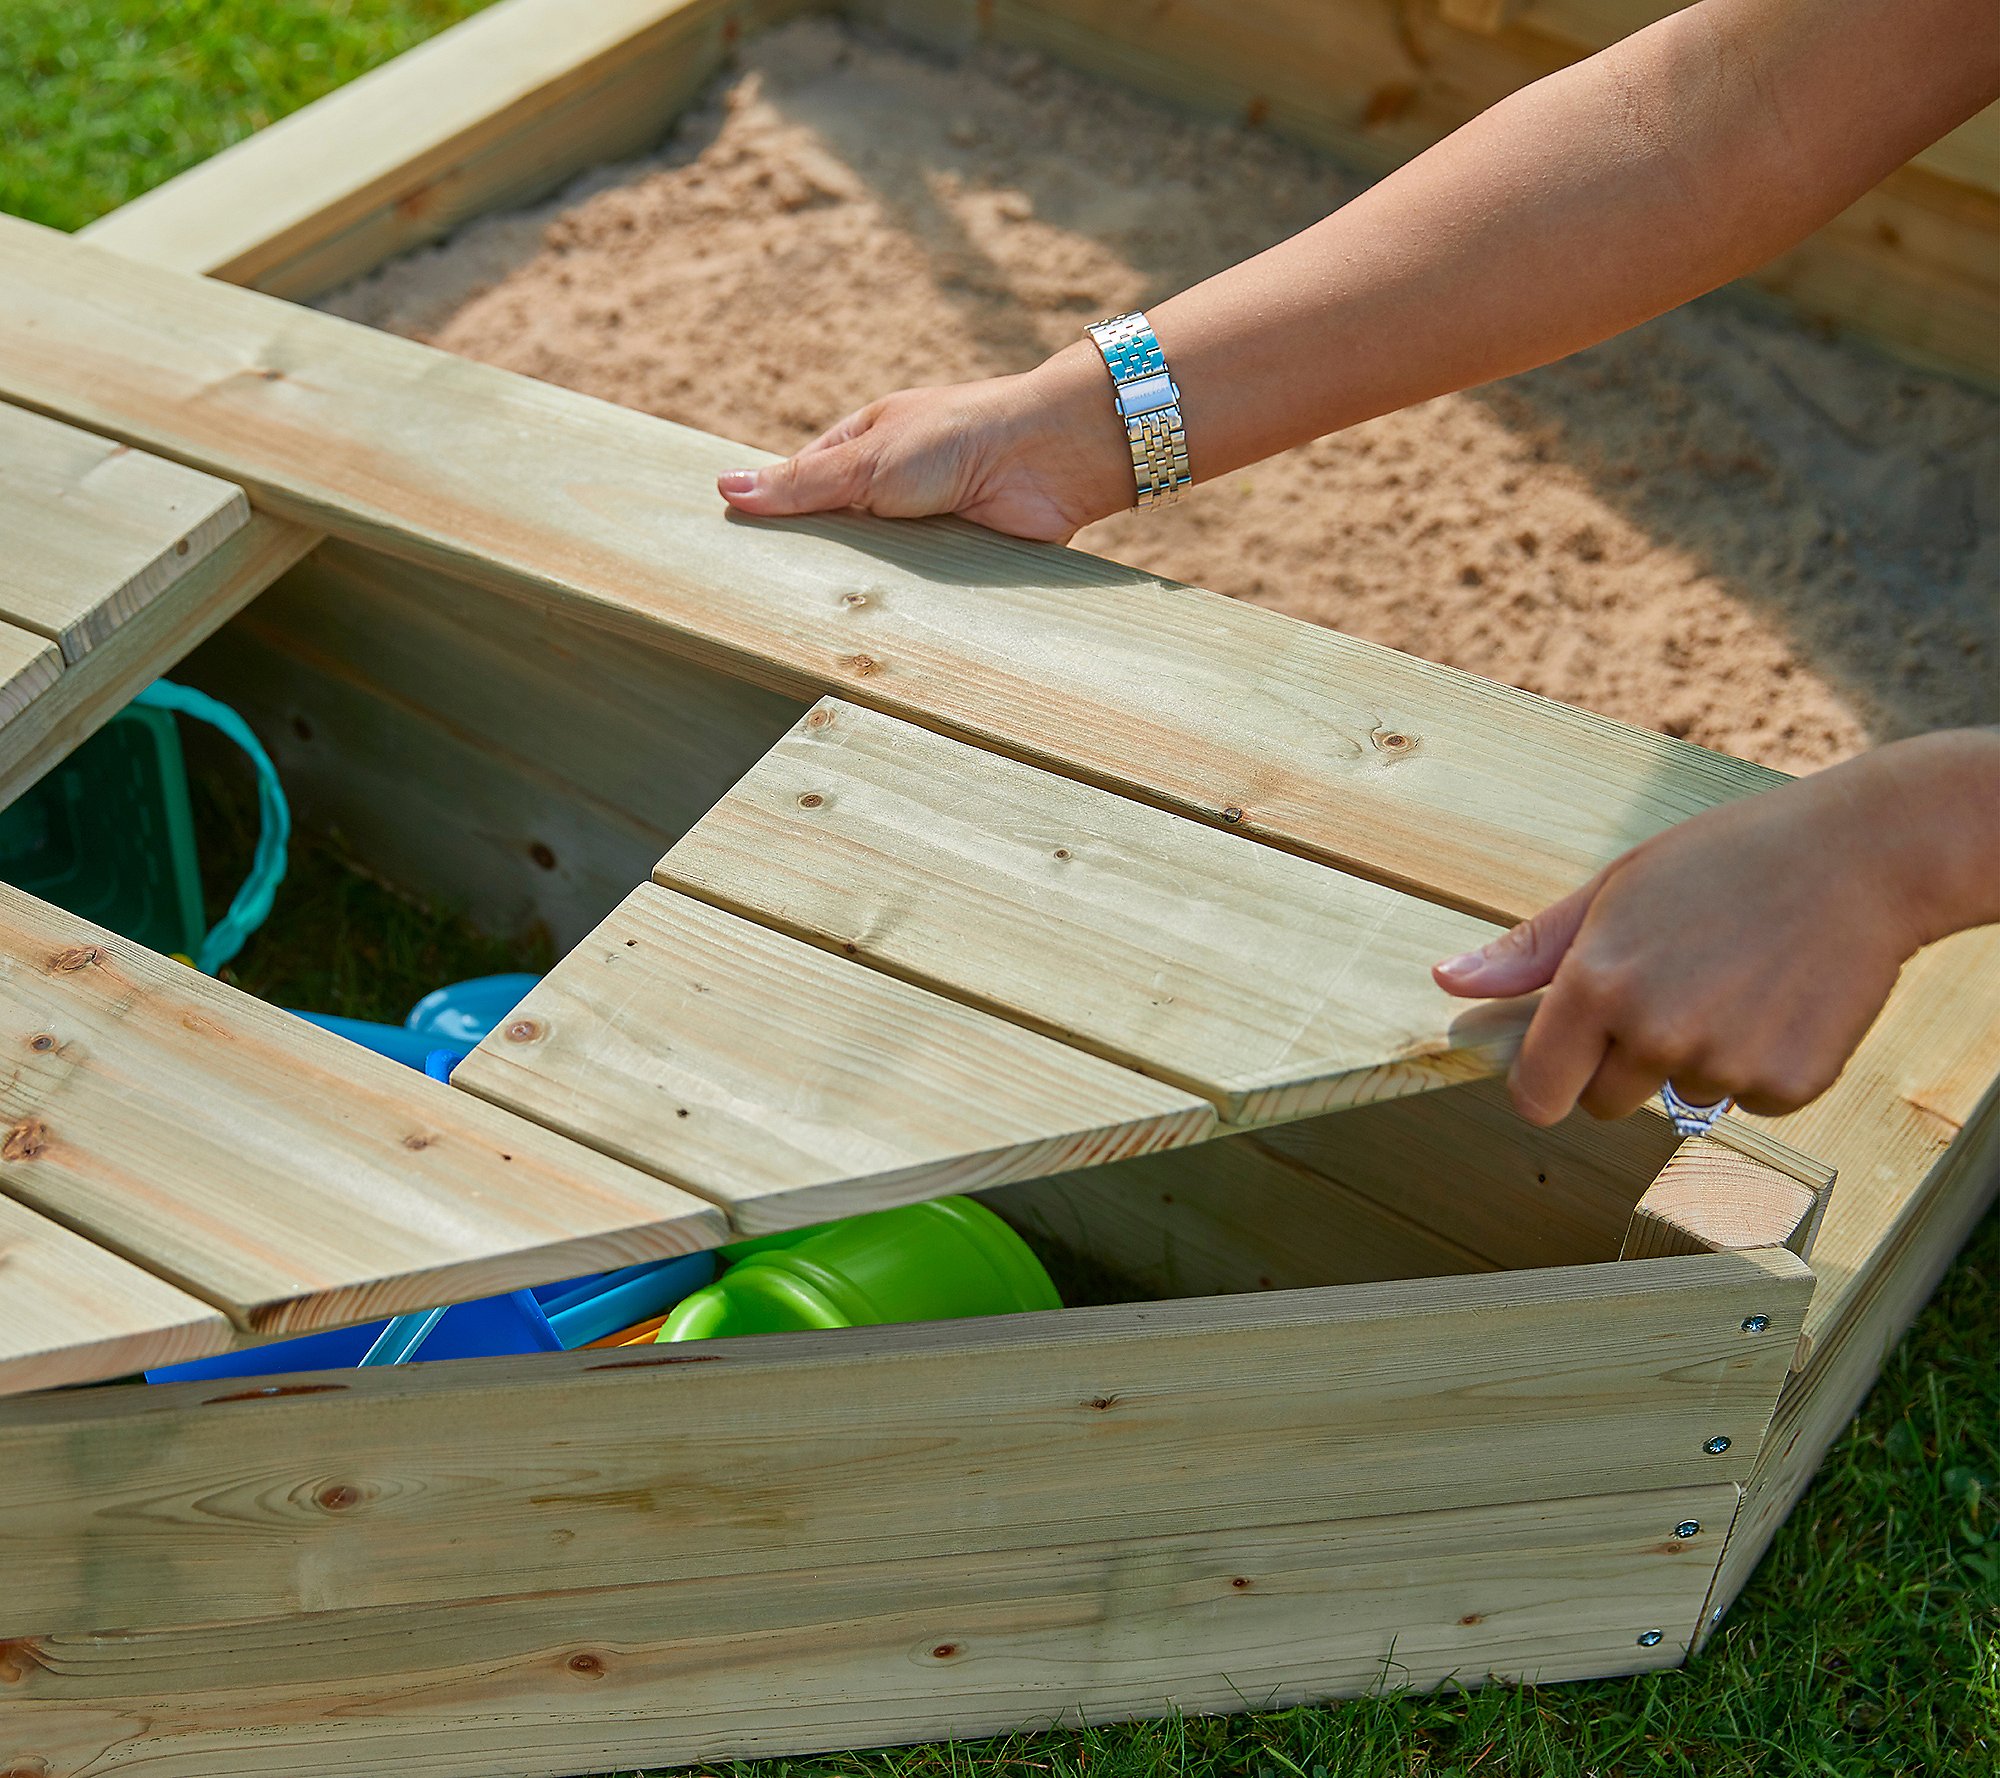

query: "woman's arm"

left=718, top=0, right=2000, bottom=535
left=1433, top=728, right=2000, bottom=1124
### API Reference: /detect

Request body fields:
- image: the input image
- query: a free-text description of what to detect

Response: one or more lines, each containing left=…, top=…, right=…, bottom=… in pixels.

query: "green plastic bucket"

left=656, top=1197, right=1060, bottom=1341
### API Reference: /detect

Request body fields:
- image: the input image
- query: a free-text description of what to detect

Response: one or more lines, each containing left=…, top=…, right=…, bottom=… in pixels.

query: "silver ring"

left=1660, top=1080, right=1734, bottom=1139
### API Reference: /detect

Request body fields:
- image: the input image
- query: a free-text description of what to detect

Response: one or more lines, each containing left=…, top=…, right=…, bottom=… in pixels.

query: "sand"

left=325, top=17, right=1999, bottom=776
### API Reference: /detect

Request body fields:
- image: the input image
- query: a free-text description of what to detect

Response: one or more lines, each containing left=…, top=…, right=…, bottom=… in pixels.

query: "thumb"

left=718, top=440, right=875, bottom=516
left=1434, top=877, right=1601, bottom=998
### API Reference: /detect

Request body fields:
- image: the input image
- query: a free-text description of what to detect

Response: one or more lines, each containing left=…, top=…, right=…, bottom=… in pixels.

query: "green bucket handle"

left=133, top=679, right=290, bottom=974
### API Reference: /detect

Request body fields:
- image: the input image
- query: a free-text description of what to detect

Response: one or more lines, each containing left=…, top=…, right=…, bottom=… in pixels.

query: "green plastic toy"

left=656, top=1197, right=1060, bottom=1341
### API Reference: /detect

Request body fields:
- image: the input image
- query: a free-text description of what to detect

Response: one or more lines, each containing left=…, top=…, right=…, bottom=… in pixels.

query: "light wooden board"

left=2, top=1484, right=1736, bottom=1778
left=0, top=514, right=319, bottom=812
left=0, top=213, right=1784, bottom=926
left=186, top=538, right=805, bottom=947
left=0, top=399, right=248, bottom=664
left=658, top=698, right=1530, bottom=1125
left=987, top=1132, right=1497, bottom=1298
left=453, top=884, right=1216, bottom=1232
left=0, top=1246, right=1805, bottom=1633
left=0, top=623, right=62, bottom=730
left=1758, top=923, right=2000, bottom=1351
left=0, top=883, right=726, bottom=1351
left=0, top=1194, right=231, bottom=1395
left=80, top=0, right=816, bottom=300
left=1620, top=1143, right=1828, bottom=1266
left=1258, top=1075, right=1685, bottom=1270
left=1699, top=1073, right=2000, bottom=1641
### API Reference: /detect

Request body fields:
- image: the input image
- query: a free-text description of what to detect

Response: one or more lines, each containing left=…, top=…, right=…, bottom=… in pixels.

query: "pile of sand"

left=326, top=17, right=1998, bottom=775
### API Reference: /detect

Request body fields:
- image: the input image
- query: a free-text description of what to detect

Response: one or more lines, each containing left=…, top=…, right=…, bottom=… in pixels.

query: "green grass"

left=10, top=6, right=1997, bottom=1774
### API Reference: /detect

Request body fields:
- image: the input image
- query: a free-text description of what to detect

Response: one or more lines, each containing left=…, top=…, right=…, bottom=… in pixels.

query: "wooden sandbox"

left=1, top=2, right=1997, bottom=1774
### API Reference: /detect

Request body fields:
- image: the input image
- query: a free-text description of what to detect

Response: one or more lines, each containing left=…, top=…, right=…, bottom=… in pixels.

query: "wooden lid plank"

left=0, top=399, right=249, bottom=664
left=655, top=700, right=1534, bottom=1127
left=0, top=621, right=62, bottom=729
left=0, top=884, right=728, bottom=1339
left=0, top=1193, right=232, bottom=1396
left=452, top=885, right=1217, bottom=1233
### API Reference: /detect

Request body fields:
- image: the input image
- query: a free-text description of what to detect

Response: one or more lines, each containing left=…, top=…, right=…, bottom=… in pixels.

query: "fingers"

left=1434, top=877, right=1601, bottom=1000
left=1505, top=973, right=1613, bottom=1126
left=718, top=438, right=876, bottom=517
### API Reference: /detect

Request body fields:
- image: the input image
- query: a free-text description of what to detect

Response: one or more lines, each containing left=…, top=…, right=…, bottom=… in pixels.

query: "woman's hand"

left=1434, top=730, right=2000, bottom=1126
left=717, top=346, right=1133, bottom=543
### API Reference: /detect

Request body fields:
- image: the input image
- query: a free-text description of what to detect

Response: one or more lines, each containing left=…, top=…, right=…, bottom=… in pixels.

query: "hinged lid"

left=454, top=700, right=1537, bottom=1233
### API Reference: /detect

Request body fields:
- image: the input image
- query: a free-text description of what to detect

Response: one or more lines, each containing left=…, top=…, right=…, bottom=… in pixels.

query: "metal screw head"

left=1741, top=1314, right=1770, bottom=1334
left=1673, top=1520, right=1702, bottom=1540
left=1637, top=1630, right=1664, bottom=1648
left=1704, top=1436, right=1733, bottom=1456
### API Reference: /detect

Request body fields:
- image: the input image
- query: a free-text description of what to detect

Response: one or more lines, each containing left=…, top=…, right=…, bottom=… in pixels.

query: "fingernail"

left=718, top=469, right=759, bottom=495
left=1435, top=950, right=1485, bottom=980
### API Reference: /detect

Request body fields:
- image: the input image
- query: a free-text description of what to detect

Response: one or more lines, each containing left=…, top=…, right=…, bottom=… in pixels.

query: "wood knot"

left=315, top=1483, right=362, bottom=1512
left=804, top=706, right=836, bottom=730
left=26, top=1034, right=55, bottom=1053
left=1053, top=848, right=1070, bottom=860
left=504, top=1020, right=542, bottom=1044
left=1459, top=1612, right=1485, bottom=1626
left=797, top=792, right=826, bottom=810
left=2, top=1119, right=49, bottom=1162
left=402, top=1133, right=433, bottom=1151
left=1372, top=728, right=1418, bottom=757
left=174, top=537, right=191, bottom=556
left=1219, top=807, right=1244, bottom=823
left=1083, top=1394, right=1120, bottom=1412
left=528, top=842, right=558, bottom=871
left=566, top=1652, right=606, bottom=1677
left=0, top=1638, right=50, bottom=1685
left=845, top=653, right=879, bottom=677
left=839, top=591, right=869, bottom=609
left=50, top=945, right=102, bottom=973
left=930, top=1643, right=961, bottom=1660
left=1230, top=1576, right=1251, bottom=1591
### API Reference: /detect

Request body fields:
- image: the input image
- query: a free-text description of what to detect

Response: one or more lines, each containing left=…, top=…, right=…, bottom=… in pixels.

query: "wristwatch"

left=1085, top=310, right=1192, bottom=508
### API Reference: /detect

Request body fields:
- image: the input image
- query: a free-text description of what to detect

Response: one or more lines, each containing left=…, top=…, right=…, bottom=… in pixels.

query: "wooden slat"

left=2, top=1485, right=1736, bottom=1777
left=0, top=214, right=1783, bottom=926
left=658, top=698, right=1530, bottom=1127
left=453, top=884, right=1216, bottom=1232
left=0, top=513, right=318, bottom=811
left=0, top=400, right=248, bottom=664
left=0, top=624, right=62, bottom=730
left=1757, top=924, right=2000, bottom=1351
left=0, top=1195, right=231, bottom=1396
left=0, top=1246, right=1806, bottom=1633
left=79, top=0, right=816, bottom=301
left=0, top=884, right=727, bottom=1345
left=1258, top=1076, right=1684, bottom=1269
left=1620, top=1143, right=1829, bottom=1265
left=987, top=1132, right=1497, bottom=1298
left=1698, top=1072, right=2000, bottom=1643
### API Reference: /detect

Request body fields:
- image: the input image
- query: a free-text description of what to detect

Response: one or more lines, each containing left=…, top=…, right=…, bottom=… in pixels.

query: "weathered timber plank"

left=0, top=514, right=319, bottom=811
left=0, top=1247, right=1806, bottom=1633
left=0, top=1194, right=231, bottom=1396
left=0, top=884, right=726, bottom=1345
left=0, top=214, right=1784, bottom=925
left=2, top=1485, right=1737, bottom=1777
left=1621, top=1144, right=1829, bottom=1265
left=658, top=698, right=1530, bottom=1126
left=453, top=884, right=1216, bottom=1232
left=0, top=400, right=248, bottom=664
left=986, top=1132, right=1497, bottom=1298
left=79, top=0, right=816, bottom=300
